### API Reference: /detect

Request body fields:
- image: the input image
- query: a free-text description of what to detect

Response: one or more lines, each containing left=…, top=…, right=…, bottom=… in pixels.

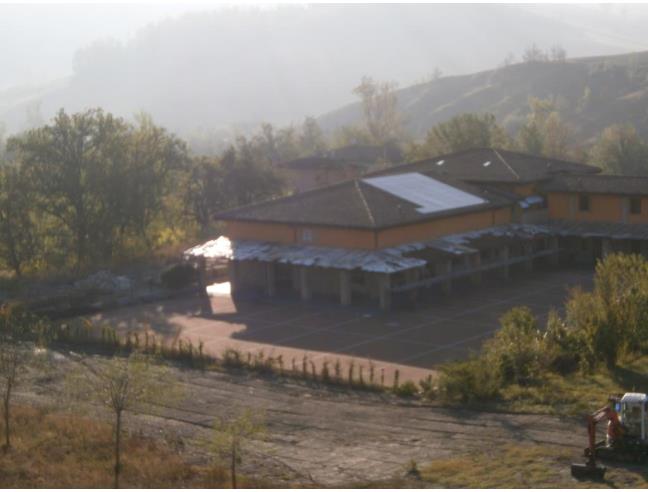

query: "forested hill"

left=318, top=51, right=648, bottom=143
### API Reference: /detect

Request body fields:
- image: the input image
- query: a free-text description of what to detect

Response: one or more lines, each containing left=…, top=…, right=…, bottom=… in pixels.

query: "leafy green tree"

left=7, top=109, right=188, bottom=267
left=210, top=409, right=266, bottom=489
left=185, top=148, right=284, bottom=235
left=409, top=113, right=510, bottom=160
left=299, top=116, right=327, bottom=156
left=352, top=76, right=402, bottom=145
left=588, top=124, right=648, bottom=175
left=0, top=165, right=39, bottom=277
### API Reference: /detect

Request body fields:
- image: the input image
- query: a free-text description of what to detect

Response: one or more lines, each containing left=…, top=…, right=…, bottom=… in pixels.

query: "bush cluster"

left=437, top=253, right=648, bottom=402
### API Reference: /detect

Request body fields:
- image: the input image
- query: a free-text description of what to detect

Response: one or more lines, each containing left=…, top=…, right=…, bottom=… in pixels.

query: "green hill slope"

left=318, top=51, right=648, bottom=143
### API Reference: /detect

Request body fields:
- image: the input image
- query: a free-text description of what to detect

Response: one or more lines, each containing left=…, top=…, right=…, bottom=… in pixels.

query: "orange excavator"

left=571, top=393, right=648, bottom=480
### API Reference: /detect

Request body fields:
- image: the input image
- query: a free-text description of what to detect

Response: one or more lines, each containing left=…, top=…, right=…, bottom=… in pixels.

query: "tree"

left=0, top=342, right=33, bottom=451
left=210, top=409, right=266, bottom=488
left=299, top=117, right=327, bottom=156
left=516, top=97, right=571, bottom=159
left=521, top=43, right=547, bottom=63
left=550, top=45, right=567, bottom=62
left=588, top=124, right=648, bottom=175
left=7, top=109, right=188, bottom=267
left=0, top=165, right=39, bottom=277
left=67, top=353, right=180, bottom=488
left=352, top=76, right=402, bottom=145
left=409, top=113, right=511, bottom=160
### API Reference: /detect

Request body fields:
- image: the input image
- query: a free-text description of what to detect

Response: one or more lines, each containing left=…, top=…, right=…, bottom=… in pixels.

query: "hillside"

left=319, top=51, right=648, bottom=143
left=1, top=4, right=647, bottom=139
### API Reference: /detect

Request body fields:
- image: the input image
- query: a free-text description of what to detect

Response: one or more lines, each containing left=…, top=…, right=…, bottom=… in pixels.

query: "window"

left=300, top=228, right=314, bottom=243
left=630, top=197, right=642, bottom=215
left=578, top=194, right=590, bottom=212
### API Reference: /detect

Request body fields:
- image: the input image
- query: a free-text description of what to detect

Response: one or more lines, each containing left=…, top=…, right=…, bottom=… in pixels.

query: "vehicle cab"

left=617, top=393, right=648, bottom=441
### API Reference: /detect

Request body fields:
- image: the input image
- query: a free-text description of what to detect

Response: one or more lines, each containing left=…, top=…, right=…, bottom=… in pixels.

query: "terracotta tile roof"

left=216, top=171, right=513, bottom=230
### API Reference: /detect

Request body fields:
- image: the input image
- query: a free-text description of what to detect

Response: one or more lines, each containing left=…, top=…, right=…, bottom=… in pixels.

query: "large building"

left=187, top=148, right=648, bottom=310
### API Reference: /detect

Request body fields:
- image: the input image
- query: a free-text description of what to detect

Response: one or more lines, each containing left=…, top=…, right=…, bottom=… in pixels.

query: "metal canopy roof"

left=362, top=172, right=486, bottom=215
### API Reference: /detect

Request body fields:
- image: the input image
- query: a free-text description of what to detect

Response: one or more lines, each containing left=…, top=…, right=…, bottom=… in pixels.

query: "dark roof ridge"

left=355, top=180, right=376, bottom=227
left=493, top=148, right=520, bottom=181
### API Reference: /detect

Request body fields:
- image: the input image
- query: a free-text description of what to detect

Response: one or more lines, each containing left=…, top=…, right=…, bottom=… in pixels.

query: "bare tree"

left=68, top=352, right=180, bottom=488
left=0, top=342, right=38, bottom=451
left=550, top=45, right=567, bottom=62
left=522, top=43, right=548, bottom=63
left=352, top=76, right=402, bottom=145
left=210, top=408, right=266, bottom=488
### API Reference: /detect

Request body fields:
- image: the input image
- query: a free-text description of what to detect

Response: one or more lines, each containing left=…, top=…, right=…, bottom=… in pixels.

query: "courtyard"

left=89, top=266, right=593, bottom=383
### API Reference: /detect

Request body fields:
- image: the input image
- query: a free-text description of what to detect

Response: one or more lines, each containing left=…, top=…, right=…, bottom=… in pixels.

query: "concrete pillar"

left=265, top=262, right=276, bottom=297
left=406, top=268, right=420, bottom=304
left=602, top=238, right=613, bottom=258
left=227, top=260, right=240, bottom=294
left=379, top=273, right=392, bottom=311
left=436, top=259, right=452, bottom=294
left=640, top=240, right=648, bottom=260
left=299, top=267, right=312, bottom=301
left=196, top=256, right=208, bottom=296
left=569, top=195, right=577, bottom=219
left=500, top=245, right=510, bottom=280
left=522, top=242, right=534, bottom=273
left=470, top=252, right=482, bottom=286
left=548, top=237, right=560, bottom=266
left=339, top=270, right=351, bottom=306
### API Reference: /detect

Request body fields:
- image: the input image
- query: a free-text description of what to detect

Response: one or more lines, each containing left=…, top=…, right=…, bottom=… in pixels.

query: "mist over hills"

left=1, top=4, right=648, bottom=147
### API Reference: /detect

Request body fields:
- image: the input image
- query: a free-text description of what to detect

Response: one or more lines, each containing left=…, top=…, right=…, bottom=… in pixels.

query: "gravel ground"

left=15, top=348, right=586, bottom=487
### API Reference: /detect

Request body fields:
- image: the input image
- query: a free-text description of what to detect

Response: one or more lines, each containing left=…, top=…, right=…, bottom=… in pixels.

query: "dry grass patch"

left=419, top=444, right=648, bottom=489
left=0, top=405, right=267, bottom=488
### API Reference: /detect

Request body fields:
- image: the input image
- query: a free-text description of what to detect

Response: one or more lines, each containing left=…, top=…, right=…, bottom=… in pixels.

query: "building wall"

left=547, top=192, right=648, bottom=224
left=227, top=206, right=513, bottom=251
left=226, top=221, right=296, bottom=244
left=226, top=220, right=376, bottom=249
left=376, top=207, right=512, bottom=248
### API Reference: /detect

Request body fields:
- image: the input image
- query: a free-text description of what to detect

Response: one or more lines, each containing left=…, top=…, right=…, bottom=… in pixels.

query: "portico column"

left=548, top=236, right=560, bottom=266
left=407, top=268, right=420, bottom=304
left=228, top=260, right=240, bottom=294
left=299, top=267, right=311, bottom=301
left=602, top=238, right=613, bottom=258
left=339, top=270, right=352, bottom=306
left=522, top=242, right=534, bottom=273
left=379, top=273, right=392, bottom=311
left=436, top=259, right=453, bottom=294
left=470, top=252, right=482, bottom=286
left=265, top=262, right=276, bottom=297
left=500, top=245, right=510, bottom=280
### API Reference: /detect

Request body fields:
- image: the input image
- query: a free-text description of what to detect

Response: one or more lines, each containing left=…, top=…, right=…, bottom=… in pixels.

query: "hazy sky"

left=3, top=3, right=648, bottom=91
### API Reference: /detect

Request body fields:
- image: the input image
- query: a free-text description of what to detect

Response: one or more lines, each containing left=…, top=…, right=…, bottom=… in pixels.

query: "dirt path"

left=18, top=350, right=584, bottom=487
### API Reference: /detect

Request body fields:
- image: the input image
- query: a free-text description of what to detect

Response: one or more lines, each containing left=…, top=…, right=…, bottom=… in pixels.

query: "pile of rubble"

left=73, top=270, right=132, bottom=294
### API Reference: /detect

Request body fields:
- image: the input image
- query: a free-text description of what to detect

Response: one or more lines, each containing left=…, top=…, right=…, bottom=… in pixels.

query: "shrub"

left=160, top=263, right=197, bottom=290
left=438, top=356, right=500, bottom=403
left=394, top=380, right=418, bottom=397
left=485, top=306, right=544, bottom=385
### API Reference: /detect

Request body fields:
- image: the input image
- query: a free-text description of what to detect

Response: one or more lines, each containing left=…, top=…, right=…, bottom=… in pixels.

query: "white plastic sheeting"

left=184, top=236, right=425, bottom=273
left=184, top=223, right=553, bottom=274
left=362, top=172, right=486, bottom=214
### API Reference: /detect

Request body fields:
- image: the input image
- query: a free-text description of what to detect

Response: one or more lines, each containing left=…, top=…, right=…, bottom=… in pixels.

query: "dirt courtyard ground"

left=89, top=266, right=593, bottom=383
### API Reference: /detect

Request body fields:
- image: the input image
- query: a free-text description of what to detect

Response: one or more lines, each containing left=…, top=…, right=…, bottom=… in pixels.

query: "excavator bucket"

left=570, top=463, right=606, bottom=481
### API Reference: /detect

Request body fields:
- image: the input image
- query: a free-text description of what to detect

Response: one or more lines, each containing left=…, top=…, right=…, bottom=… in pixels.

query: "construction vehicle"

left=571, top=392, right=648, bottom=480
